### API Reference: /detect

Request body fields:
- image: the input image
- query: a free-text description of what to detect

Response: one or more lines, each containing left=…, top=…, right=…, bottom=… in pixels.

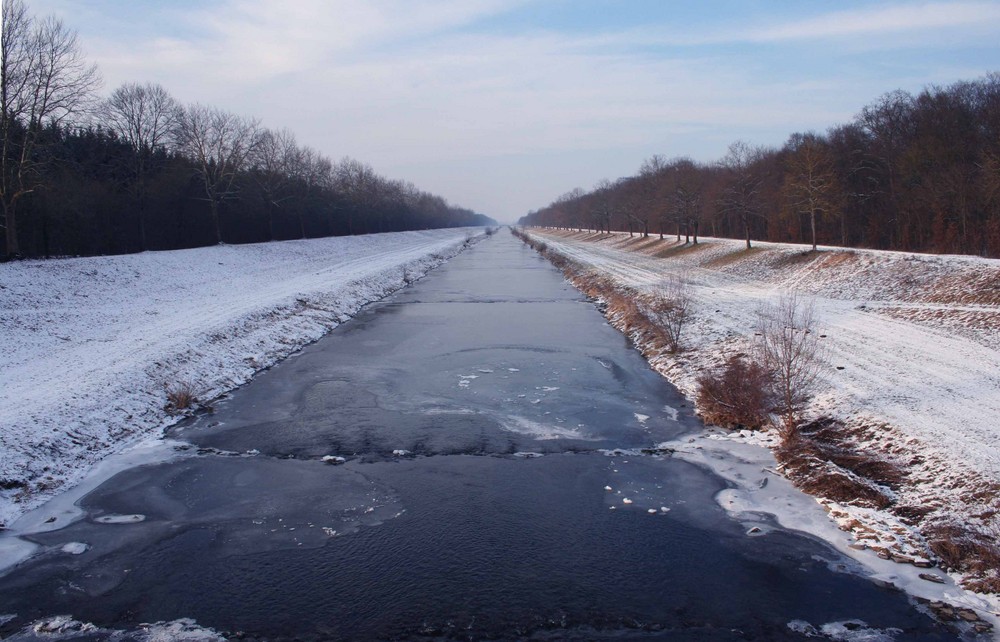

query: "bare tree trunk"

left=811, top=209, right=817, bottom=251
left=211, top=200, right=223, bottom=244
left=3, top=201, right=20, bottom=258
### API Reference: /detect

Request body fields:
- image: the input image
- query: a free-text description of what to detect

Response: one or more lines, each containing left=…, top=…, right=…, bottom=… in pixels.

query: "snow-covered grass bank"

left=0, top=229, right=482, bottom=528
left=523, top=229, right=1000, bottom=604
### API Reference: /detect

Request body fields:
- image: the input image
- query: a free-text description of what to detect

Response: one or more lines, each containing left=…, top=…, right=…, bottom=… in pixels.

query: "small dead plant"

left=644, top=274, right=691, bottom=353
left=756, top=292, right=825, bottom=441
left=696, top=355, right=773, bottom=430
left=164, top=381, right=198, bottom=413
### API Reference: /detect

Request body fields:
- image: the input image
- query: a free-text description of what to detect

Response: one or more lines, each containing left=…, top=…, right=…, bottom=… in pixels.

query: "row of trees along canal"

left=0, top=0, right=493, bottom=261
left=520, top=73, right=1000, bottom=258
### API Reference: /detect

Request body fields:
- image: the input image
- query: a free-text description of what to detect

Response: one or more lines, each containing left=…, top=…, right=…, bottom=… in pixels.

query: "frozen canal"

left=0, top=233, right=957, bottom=640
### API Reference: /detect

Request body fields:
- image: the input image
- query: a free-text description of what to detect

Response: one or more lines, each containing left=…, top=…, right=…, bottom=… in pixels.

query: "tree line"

left=1, top=0, right=493, bottom=260
left=519, top=73, right=1000, bottom=258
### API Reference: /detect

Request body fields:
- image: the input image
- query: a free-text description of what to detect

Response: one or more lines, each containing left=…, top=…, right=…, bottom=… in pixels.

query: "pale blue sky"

left=34, top=0, right=1000, bottom=222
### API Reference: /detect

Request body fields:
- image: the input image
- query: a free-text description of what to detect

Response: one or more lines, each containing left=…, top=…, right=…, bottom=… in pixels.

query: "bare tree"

left=249, top=127, right=299, bottom=240
left=647, top=274, right=691, bottom=353
left=1, top=0, right=100, bottom=258
left=175, top=104, right=261, bottom=243
left=756, top=292, right=824, bottom=439
left=719, top=141, right=766, bottom=249
left=783, top=133, right=839, bottom=251
left=335, top=157, right=382, bottom=235
left=102, top=82, right=179, bottom=250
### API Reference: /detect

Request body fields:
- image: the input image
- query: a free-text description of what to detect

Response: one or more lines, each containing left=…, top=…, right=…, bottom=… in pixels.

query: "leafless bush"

left=756, top=292, right=824, bottom=440
left=696, top=355, right=773, bottom=430
left=165, top=381, right=197, bottom=413
left=924, top=519, right=1000, bottom=592
left=645, top=275, right=691, bottom=353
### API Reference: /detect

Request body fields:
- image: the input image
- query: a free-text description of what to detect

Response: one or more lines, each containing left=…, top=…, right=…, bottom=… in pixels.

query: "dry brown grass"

left=775, top=418, right=903, bottom=511
left=651, top=242, right=708, bottom=260
left=924, top=521, right=1000, bottom=593
left=702, top=246, right=767, bottom=269
left=165, top=381, right=197, bottom=413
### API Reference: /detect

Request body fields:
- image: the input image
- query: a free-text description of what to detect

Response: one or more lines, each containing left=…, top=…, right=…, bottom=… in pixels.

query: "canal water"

left=0, top=233, right=956, bottom=640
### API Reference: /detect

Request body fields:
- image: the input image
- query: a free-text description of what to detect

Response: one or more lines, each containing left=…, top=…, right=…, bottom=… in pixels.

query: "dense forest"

left=0, top=0, right=492, bottom=261
left=520, top=74, right=1000, bottom=258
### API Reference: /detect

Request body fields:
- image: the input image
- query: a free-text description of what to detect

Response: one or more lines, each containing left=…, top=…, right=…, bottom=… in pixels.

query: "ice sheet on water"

left=94, top=514, right=145, bottom=524
left=500, top=416, right=592, bottom=441
left=60, top=542, right=88, bottom=555
left=1, top=616, right=225, bottom=641
left=787, top=619, right=903, bottom=641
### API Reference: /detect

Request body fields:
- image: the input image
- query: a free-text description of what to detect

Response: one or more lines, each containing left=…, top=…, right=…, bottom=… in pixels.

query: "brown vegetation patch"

left=776, top=428, right=896, bottom=510
left=702, top=246, right=767, bottom=269
left=922, top=269, right=1000, bottom=306
left=695, top=356, right=772, bottom=430
left=651, top=241, right=709, bottom=260
left=798, top=419, right=906, bottom=490
left=165, top=381, right=197, bottom=413
left=923, top=521, right=1000, bottom=593
left=815, top=250, right=859, bottom=271
left=770, top=249, right=825, bottom=269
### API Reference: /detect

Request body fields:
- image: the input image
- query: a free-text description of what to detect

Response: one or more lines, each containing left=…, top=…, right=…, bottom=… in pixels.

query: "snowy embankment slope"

left=0, top=229, right=480, bottom=527
left=529, top=230, right=1000, bottom=584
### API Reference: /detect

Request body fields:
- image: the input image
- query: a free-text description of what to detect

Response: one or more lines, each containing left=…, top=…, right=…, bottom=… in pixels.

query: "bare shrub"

left=645, top=275, right=691, bottom=353
left=165, top=381, right=197, bottom=413
left=696, top=355, right=772, bottom=430
left=780, top=455, right=894, bottom=509
left=924, top=519, right=1000, bottom=592
left=756, top=292, right=824, bottom=440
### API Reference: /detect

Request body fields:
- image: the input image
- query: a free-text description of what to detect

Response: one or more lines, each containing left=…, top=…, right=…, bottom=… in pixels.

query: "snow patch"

left=60, top=542, right=89, bottom=555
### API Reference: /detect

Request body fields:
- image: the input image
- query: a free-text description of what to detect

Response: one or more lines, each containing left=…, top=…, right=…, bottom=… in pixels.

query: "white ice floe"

left=94, top=514, right=145, bottom=524
left=60, top=542, right=89, bottom=555
left=501, top=416, right=592, bottom=441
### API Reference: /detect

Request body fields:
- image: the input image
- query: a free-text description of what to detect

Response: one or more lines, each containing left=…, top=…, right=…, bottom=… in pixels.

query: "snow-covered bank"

left=525, top=229, right=1000, bottom=604
left=0, top=229, right=482, bottom=527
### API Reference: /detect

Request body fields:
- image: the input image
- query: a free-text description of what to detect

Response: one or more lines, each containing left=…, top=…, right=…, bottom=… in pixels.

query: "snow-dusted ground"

left=528, top=229, right=1000, bottom=610
left=0, top=229, right=481, bottom=528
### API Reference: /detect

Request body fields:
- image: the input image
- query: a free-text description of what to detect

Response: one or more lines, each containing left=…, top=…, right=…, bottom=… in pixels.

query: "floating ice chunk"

left=662, top=405, right=679, bottom=421
left=391, top=449, right=411, bottom=457
left=321, top=455, right=346, bottom=465
left=622, top=498, right=633, bottom=505
left=647, top=509, right=657, bottom=514
left=540, top=386, right=560, bottom=392
left=245, top=448, right=260, bottom=456
left=478, top=368, right=494, bottom=373
left=604, top=486, right=613, bottom=491
left=61, top=542, right=89, bottom=555
left=512, top=451, right=544, bottom=458
left=94, top=514, right=145, bottom=524
left=634, top=413, right=650, bottom=425
left=508, top=368, right=520, bottom=372
left=660, top=506, right=670, bottom=513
